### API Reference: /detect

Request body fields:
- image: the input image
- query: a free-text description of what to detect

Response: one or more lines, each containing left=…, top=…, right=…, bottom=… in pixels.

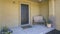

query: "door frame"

left=19, top=2, right=31, bottom=26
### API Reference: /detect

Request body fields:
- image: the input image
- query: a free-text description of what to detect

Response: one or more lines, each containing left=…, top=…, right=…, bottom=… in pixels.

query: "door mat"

left=21, top=25, right=32, bottom=29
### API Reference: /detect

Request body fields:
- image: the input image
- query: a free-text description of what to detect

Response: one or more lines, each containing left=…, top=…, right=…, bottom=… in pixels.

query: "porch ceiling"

left=28, top=0, right=48, bottom=2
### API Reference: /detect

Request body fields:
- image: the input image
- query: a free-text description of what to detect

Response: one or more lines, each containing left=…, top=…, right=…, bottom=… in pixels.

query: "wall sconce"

left=13, top=1, right=15, bottom=4
left=39, top=0, right=47, bottom=2
left=39, top=0, right=42, bottom=2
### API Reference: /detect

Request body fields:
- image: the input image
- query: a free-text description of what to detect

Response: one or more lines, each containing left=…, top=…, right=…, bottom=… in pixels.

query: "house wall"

left=49, top=0, right=52, bottom=16
left=0, top=0, right=49, bottom=28
left=49, top=0, right=56, bottom=28
left=39, top=1, right=49, bottom=21
left=49, top=0, right=60, bottom=30
left=0, top=0, right=3, bottom=28
left=0, top=0, right=40, bottom=28
left=1, top=0, right=19, bottom=28
left=55, top=0, right=60, bottom=30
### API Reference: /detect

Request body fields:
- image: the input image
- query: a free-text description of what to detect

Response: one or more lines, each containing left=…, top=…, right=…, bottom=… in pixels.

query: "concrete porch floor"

left=11, top=25, right=54, bottom=34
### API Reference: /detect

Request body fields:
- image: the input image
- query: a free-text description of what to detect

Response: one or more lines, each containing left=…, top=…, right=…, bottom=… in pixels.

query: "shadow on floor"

left=46, top=29, right=60, bottom=34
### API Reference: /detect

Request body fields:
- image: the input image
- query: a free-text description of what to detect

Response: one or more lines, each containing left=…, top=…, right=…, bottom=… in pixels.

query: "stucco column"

left=49, top=0, right=56, bottom=28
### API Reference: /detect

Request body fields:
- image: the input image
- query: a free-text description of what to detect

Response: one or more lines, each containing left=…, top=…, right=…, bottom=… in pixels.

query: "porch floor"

left=11, top=25, right=54, bottom=34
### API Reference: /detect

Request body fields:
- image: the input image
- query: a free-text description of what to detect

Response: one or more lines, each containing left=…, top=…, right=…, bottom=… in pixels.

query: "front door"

left=21, top=4, right=29, bottom=25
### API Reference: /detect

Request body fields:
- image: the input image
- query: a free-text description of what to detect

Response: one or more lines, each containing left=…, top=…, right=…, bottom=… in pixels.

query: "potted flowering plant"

left=47, top=19, right=52, bottom=28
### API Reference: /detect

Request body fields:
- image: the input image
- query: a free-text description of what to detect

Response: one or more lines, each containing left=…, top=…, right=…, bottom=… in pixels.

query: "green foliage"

left=1, top=26, right=12, bottom=34
left=47, top=19, right=52, bottom=24
left=2, top=26, right=8, bottom=32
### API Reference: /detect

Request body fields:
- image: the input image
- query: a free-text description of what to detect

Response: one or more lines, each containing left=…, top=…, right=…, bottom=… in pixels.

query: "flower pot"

left=47, top=24, right=51, bottom=28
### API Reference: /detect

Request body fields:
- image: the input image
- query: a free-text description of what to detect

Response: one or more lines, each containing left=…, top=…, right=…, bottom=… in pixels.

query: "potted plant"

left=0, top=26, right=13, bottom=34
left=47, top=19, right=52, bottom=28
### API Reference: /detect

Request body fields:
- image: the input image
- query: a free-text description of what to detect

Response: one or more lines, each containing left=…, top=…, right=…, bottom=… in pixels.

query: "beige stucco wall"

left=39, top=1, right=49, bottom=21
left=49, top=0, right=54, bottom=16
left=49, top=0, right=56, bottom=28
left=49, top=0, right=60, bottom=30
left=1, top=0, right=19, bottom=28
left=0, top=0, right=3, bottom=28
left=0, top=0, right=49, bottom=28
left=55, top=0, right=60, bottom=30
left=0, top=0, right=40, bottom=28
